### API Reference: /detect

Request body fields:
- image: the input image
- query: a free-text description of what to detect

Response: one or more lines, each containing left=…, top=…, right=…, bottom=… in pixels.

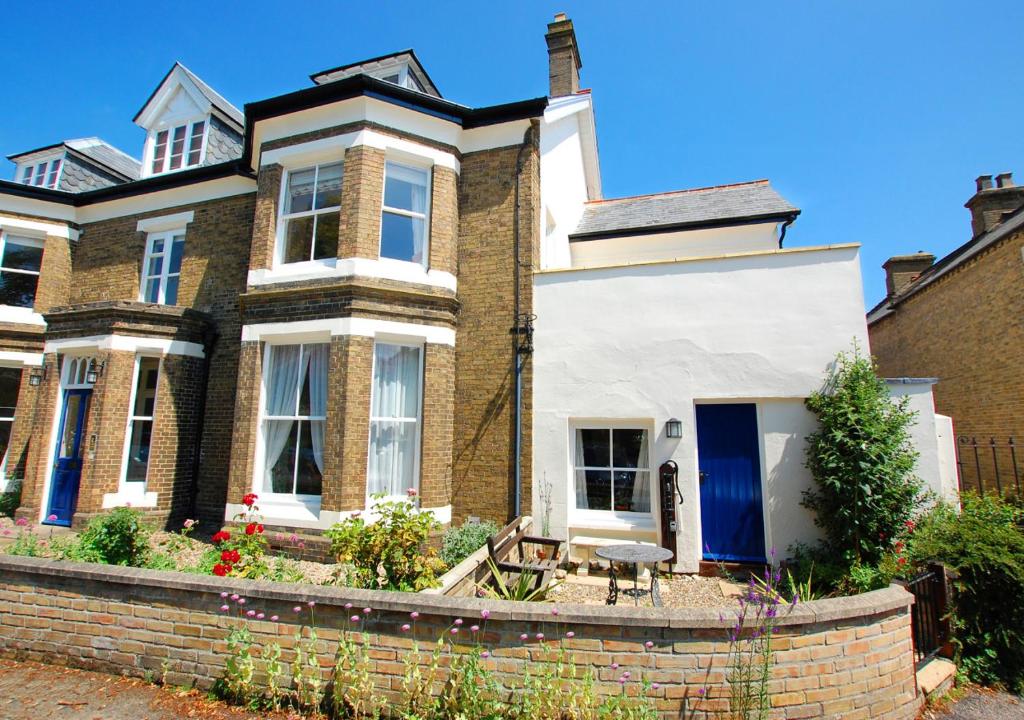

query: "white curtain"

left=262, top=345, right=304, bottom=491
left=574, top=430, right=589, bottom=509
left=631, top=430, right=651, bottom=513
left=307, top=344, right=328, bottom=475
left=387, top=163, right=428, bottom=263
left=368, top=345, right=420, bottom=497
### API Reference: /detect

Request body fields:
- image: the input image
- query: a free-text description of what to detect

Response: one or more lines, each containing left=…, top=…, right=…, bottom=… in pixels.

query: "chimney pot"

left=967, top=171, right=1024, bottom=236
left=554, top=12, right=567, bottom=21
left=996, top=172, right=1014, bottom=189
left=976, top=175, right=994, bottom=192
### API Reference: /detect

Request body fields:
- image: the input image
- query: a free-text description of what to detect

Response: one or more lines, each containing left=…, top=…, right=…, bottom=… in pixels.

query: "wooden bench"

left=570, top=535, right=657, bottom=576
left=486, top=518, right=564, bottom=592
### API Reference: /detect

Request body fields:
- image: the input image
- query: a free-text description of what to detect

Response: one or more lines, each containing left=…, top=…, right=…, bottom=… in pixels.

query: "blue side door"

left=45, top=388, right=92, bottom=527
left=696, top=403, right=766, bottom=563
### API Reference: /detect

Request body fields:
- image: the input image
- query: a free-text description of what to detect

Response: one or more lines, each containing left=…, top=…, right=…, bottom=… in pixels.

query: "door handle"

left=699, top=471, right=708, bottom=484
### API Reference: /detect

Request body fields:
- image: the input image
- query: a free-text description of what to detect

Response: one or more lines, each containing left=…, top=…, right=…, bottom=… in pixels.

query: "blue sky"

left=2, top=1, right=1022, bottom=307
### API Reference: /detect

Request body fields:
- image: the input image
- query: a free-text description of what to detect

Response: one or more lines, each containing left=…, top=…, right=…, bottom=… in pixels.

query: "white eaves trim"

left=0, top=351, right=43, bottom=367
left=260, top=128, right=459, bottom=173
left=241, top=317, right=455, bottom=346
left=76, top=175, right=255, bottom=225
left=137, top=210, right=194, bottom=233
left=44, top=334, right=205, bottom=358
left=0, top=215, right=77, bottom=240
left=247, top=256, right=457, bottom=292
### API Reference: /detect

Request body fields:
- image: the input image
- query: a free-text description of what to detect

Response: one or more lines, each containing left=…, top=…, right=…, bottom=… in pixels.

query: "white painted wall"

left=569, top=222, right=781, bottom=268
left=886, top=380, right=959, bottom=506
left=532, top=244, right=868, bottom=572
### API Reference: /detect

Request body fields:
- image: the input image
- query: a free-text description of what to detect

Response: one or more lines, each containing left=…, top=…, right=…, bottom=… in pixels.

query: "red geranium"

left=245, top=522, right=264, bottom=536
left=212, top=530, right=231, bottom=544
left=242, top=493, right=258, bottom=507
left=221, top=549, right=240, bottom=563
left=212, top=563, right=231, bottom=576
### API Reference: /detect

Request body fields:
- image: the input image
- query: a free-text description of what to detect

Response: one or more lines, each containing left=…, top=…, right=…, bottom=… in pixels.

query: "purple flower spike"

left=697, top=687, right=706, bottom=697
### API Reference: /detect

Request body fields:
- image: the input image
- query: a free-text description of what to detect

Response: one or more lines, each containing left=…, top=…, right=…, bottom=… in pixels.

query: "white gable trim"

left=136, top=65, right=212, bottom=130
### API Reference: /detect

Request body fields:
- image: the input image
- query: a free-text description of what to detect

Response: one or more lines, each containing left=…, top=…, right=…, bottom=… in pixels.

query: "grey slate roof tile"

left=572, top=180, right=798, bottom=238
left=66, top=138, right=141, bottom=180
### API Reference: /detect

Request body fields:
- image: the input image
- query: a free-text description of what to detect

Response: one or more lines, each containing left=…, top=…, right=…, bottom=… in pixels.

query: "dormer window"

left=149, top=119, right=206, bottom=175
left=375, top=64, right=425, bottom=92
left=20, top=157, right=62, bottom=189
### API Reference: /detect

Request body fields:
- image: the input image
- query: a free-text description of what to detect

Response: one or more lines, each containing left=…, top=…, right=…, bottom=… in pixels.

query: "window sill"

left=249, top=257, right=456, bottom=292
left=102, top=487, right=158, bottom=509
left=569, top=511, right=656, bottom=533
left=0, top=305, right=45, bottom=326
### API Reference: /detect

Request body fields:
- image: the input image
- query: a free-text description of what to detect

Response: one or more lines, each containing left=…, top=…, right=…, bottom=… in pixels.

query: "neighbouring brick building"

left=868, top=173, right=1024, bottom=495
left=0, top=15, right=953, bottom=573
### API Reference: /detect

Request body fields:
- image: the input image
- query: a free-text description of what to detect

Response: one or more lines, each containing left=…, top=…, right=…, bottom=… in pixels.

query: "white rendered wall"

left=886, top=380, right=959, bottom=506
left=569, top=222, right=780, bottom=268
left=532, top=244, right=868, bottom=572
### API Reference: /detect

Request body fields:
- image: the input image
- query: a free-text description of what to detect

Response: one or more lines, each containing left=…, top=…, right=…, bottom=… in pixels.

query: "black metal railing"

left=956, top=436, right=1022, bottom=498
left=902, top=563, right=950, bottom=665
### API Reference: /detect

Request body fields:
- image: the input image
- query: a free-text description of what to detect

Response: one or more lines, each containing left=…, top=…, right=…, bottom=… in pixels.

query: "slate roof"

left=177, top=63, right=244, bottom=128
left=571, top=180, right=799, bottom=239
left=310, top=50, right=441, bottom=98
left=65, top=138, right=141, bottom=180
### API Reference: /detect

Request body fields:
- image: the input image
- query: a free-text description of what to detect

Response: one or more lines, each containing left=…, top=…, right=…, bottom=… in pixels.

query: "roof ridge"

left=586, top=179, right=771, bottom=205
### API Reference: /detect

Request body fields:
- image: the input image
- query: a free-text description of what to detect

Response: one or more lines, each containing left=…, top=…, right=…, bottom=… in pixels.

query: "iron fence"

left=956, top=436, right=1022, bottom=498
left=901, top=563, right=950, bottom=665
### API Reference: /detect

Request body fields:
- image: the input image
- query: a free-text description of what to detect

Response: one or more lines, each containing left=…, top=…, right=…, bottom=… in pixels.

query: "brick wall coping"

left=0, top=555, right=912, bottom=630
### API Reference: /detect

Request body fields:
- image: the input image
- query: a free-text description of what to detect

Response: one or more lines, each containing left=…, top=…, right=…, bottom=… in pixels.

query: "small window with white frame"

left=380, top=161, right=430, bottom=264
left=0, top=232, right=44, bottom=309
left=573, top=427, right=651, bottom=514
left=20, top=157, right=62, bottom=189
left=0, top=366, right=21, bottom=479
left=140, top=231, right=185, bottom=305
left=367, top=342, right=422, bottom=499
left=149, top=119, right=206, bottom=175
left=260, top=343, right=327, bottom=498
left=123, top=356, right=160, bottom=486
left=278, top=162, right=343, bottom=264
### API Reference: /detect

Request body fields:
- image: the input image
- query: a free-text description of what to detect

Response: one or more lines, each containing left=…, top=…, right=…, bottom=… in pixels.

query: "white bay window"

left=279, top=162, right=343, bottom=264
left=380, top=161, right=430, bottom=264
left=368, top=343, right=422, bottom=499
left=261, top=343, right=327, bottom=498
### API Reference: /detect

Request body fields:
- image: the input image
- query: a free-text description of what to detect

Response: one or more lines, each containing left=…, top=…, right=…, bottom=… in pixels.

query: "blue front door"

left=45, top=389, right=92, bottom=527
left=697, top=403, right=766, bottom=563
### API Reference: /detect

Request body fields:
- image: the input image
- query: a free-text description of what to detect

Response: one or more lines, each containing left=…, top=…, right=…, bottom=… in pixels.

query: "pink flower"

left=652, top=683, right=660, bottom=690
left=565, top=631, right=575, bottom=638
left=46, top=514, right=58, bottom=522
left=345, top=603, right=353, bottom=610
left=219, top=605, right=229, bottom=612
left=289, top=534, right=299, bottom=543
left=362, top=607, right=371, bottom=614
left=15, top=518, right=27, bottom=527
left=697, top=688, right=706, bottom=697
left=237, top=598, right=246, bottom=605
left=401, top=624, right=411, bottom=632
left=450, top=627, right=459, bottom=635
left=256, top=613, right=265, bottom=620
left=183, top=519, right=196, bottom=528
left=293, top=606, right=302, bottom=613
left=246, top=610, right=256, bottom=617
left=520, top=634, right=528, bottom=641
left=481, top=651, right=490, bottom=658
left=535, top=633, right=544, bottom=640
left=230, top=594, right=239, bottom=601
left=551, top=608, right=559, bottom=616
left=454, top=618, right=463, bottom=626
left=470, top=625, right=480, bottom=633
left=297, top=541, right=305, bottom=549
left=611, top=663, right=619, bottom=670
left=406, top=487, right=418, bottom=497
left=410, top=611, right=420, bottom=620
left=618, top=677, right=626, bottom=685
left=220, top=592, right=228, bottom=599
left=308, top=601, right=316, bottom=608
left=270, top=615, right=279, bottom=622
left=644, top=641, right=654, bottom=649
left=480, top=610, right=490, bottom=620
left=351, top=615, right=360, bottom=622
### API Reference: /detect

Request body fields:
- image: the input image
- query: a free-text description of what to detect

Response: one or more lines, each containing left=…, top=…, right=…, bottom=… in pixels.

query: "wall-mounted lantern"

left=85, top=358, right=106, bottom=384
left=665, top=417, right=682, bottom=439
left=28, top=358, right=48, bottom=387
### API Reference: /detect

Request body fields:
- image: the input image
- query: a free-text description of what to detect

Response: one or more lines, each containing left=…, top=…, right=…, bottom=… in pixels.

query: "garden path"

left=924, top=687, right=1024, bottom=719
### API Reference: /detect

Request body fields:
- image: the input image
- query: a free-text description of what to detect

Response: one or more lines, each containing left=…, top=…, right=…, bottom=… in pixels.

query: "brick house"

left=868, top=173, right=1024, bottom=495
left=0, top=15, right=952, bottom=571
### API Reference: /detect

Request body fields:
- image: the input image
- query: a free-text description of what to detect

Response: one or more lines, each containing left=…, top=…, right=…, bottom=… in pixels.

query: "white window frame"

left=145, top=116, right=208, bottom=176
left=0, top=365, right=21, bottom=483
left=275, top=161, right=344, bottom=266
left=118, top=355, right=161, bottom=493
left=374, top=64, right=424, bottom=92
left=20, top=156, right=63, bottom=189
left=256, top=341, right=328, bottom=502
left=569, top=421, right=655, bottom=527
left=366, top=339, right=424, bottom=504
left=0, top=231, right=44, bottom=310
left=140, top=230, right=185, bottom=305
left=378, top=159, right=432, bottom=268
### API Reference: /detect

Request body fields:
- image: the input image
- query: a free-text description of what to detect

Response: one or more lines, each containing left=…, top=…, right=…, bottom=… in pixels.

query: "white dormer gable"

left=135, top=63, right=243, bottom=178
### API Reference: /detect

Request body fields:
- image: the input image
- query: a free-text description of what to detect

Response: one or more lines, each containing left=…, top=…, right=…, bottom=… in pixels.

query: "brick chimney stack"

left=965, top=172, right=1024, bottom=237
left=883, top=253, right=935, bottom=298
left=545, top=13, right=582, bottom=97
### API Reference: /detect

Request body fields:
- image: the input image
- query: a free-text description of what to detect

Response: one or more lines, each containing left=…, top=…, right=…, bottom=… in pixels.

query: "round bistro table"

left=594, top=544, right=675, bottom=607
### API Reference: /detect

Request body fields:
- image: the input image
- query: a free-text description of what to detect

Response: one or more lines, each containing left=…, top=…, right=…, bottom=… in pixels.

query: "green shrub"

left=441, top=520, right=498, bottom=568
left=908, top=493, right=1024, bottom=692
left=325, top=495, right=445, bottom=591
left=0, top=480, right=22, bottom=518
left=802, top=345, right=923, bottom=567
left=75, top=507, right=151, bottom=567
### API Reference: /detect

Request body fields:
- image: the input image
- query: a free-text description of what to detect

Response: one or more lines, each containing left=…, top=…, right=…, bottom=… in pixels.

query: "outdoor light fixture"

left=85, top=358, right=105, bottom=384
left=28, top=358, right=48, bottom=387
left=665, top=418, right=682, bottom=438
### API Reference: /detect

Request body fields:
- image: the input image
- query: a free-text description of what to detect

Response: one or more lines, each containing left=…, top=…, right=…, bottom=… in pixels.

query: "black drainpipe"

left=187, top=328, right=218, bottom=522
left=511, top=126, right=536, bottom=521
left=778, top=214, right=797, bottom=248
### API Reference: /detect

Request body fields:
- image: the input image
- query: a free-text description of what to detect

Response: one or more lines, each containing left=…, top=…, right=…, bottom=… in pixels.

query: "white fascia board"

left=136, top=210, right=194, bottom=233
left=260, top=128, right=459, bottom=173
left=461, top=120, right=533, bottom=154
left=248, top=256, right=457, bottom=292
left=44, top=334, right=205, bottom=358
left=0, top=351, right=43, bottom=367
left=0, top=196, right=76, bottom=223
left=543, top=94, right=601, bottom=200
left=76, top=175, right=255, bottom=224
left=241, top=317, right=455, bottom=346
left=0, top=214, right=76, bottom=240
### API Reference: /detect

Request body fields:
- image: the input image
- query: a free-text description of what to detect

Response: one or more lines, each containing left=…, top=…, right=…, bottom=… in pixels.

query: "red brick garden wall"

left=0, top=556, right=922, bottom=719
